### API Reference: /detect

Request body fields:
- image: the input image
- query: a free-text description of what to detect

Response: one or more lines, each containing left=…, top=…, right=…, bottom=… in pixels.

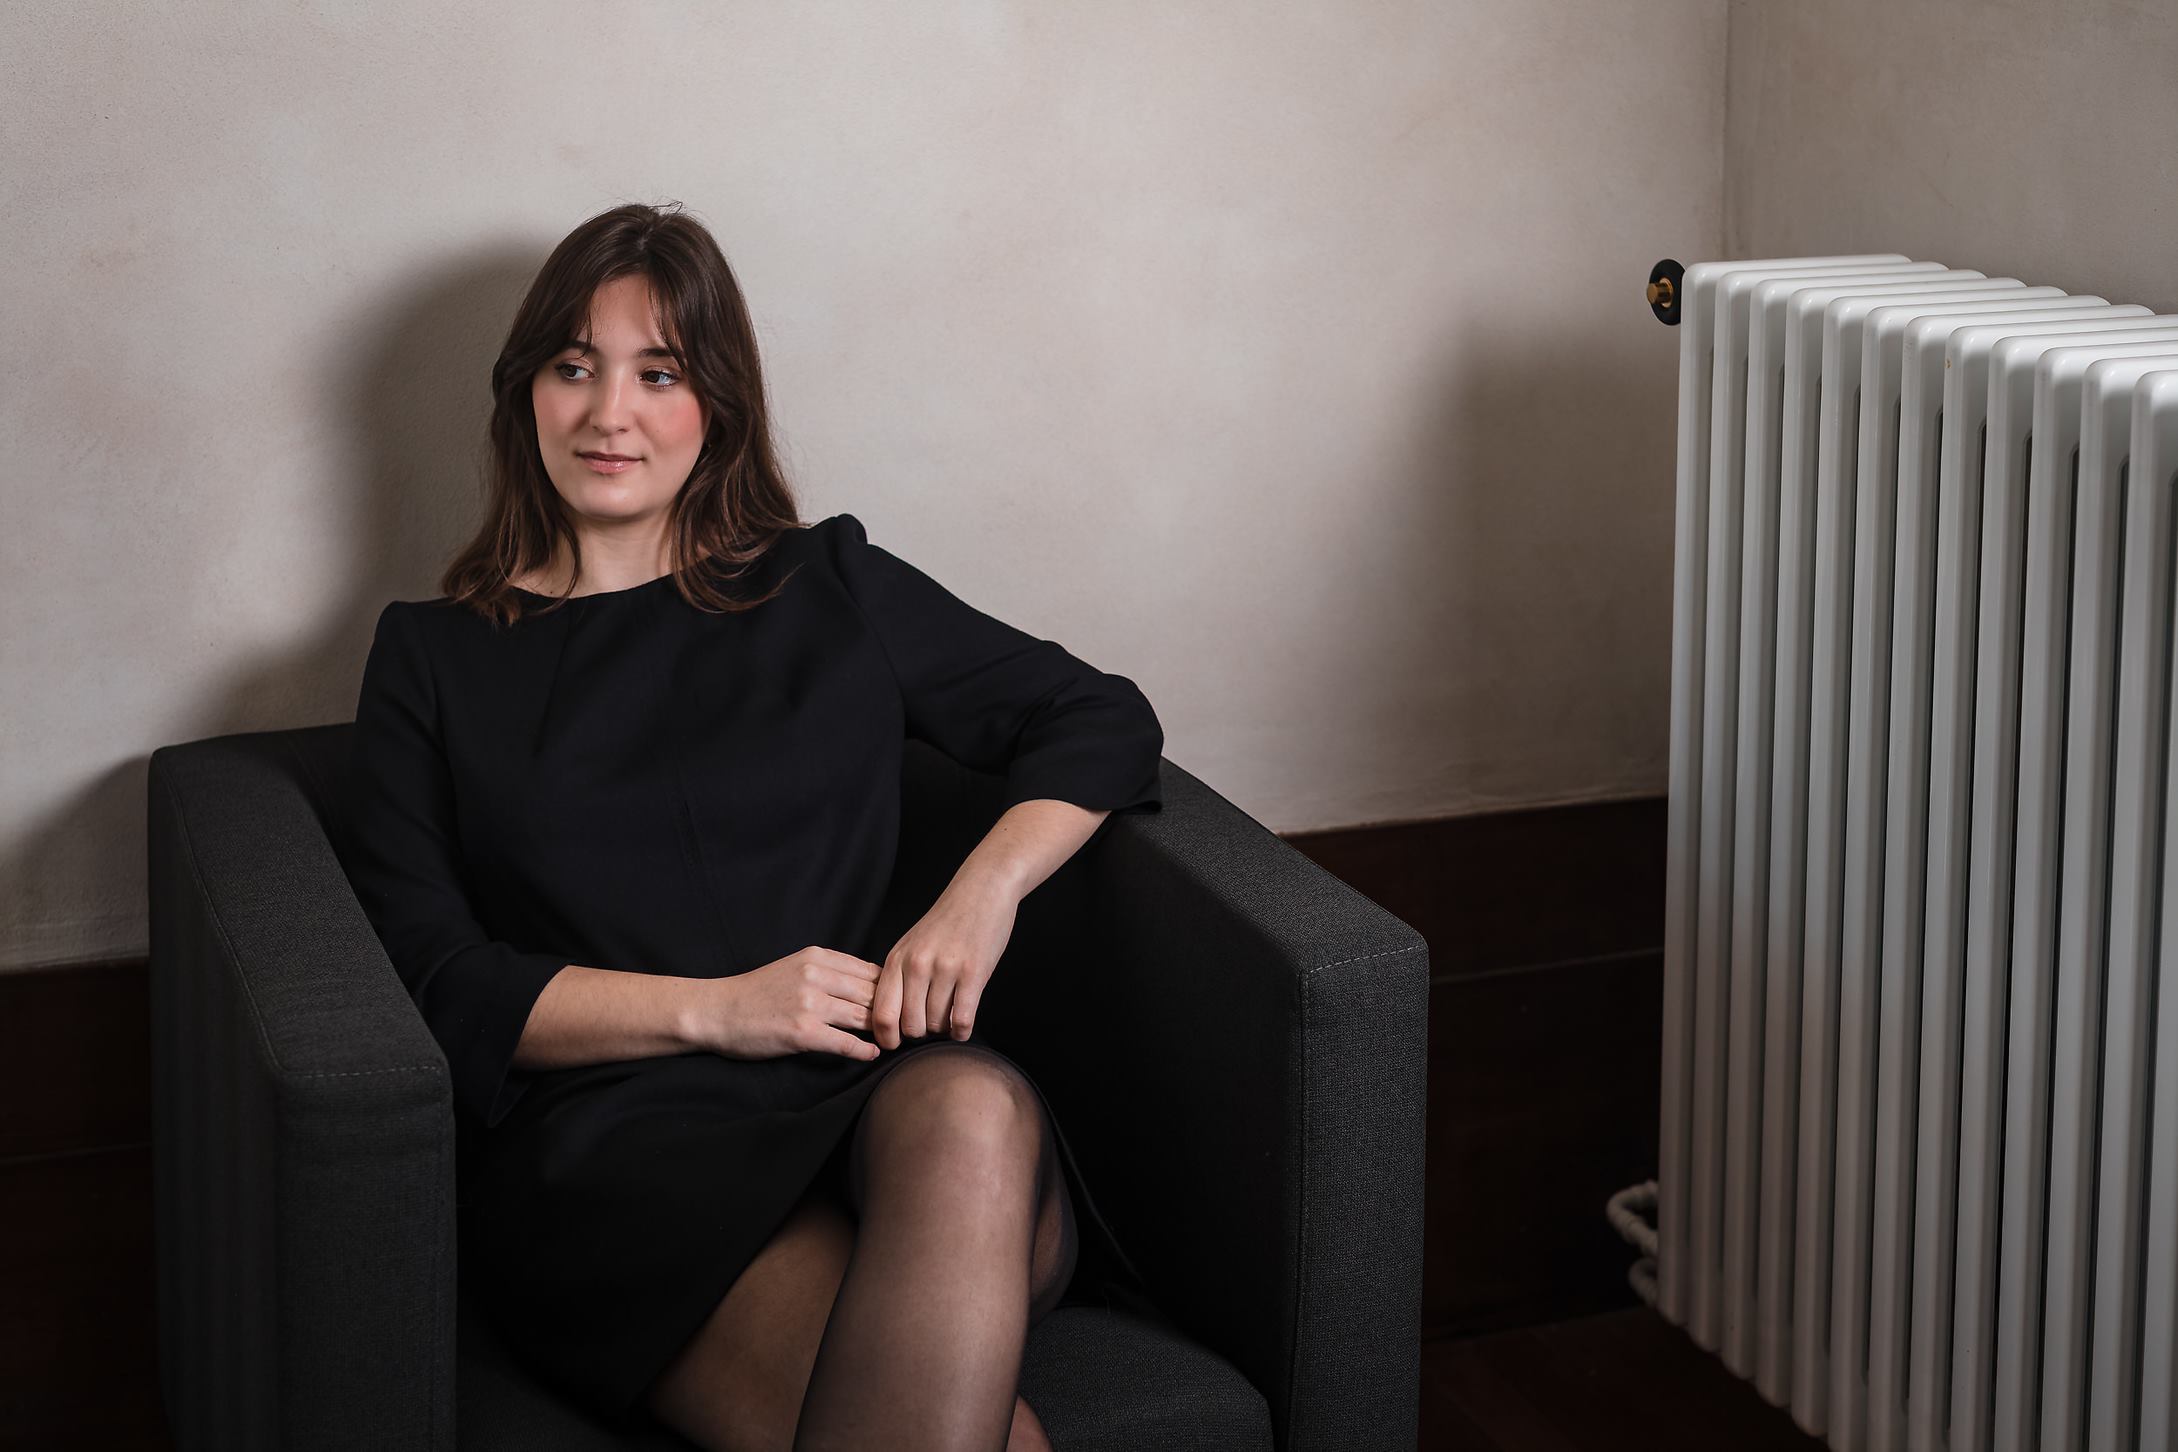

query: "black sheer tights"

left=793, top=1043, right=1078, bottom=1452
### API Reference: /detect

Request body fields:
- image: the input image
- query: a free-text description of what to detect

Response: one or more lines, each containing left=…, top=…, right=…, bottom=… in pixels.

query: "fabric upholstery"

left=148, top=724, right=1427, bottom=1449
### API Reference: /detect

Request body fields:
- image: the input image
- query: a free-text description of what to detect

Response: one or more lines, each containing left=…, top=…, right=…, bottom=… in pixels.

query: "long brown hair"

left=442, top=201, right=804, bottom=623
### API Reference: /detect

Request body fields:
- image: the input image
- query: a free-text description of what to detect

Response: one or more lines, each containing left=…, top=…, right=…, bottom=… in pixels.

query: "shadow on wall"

left=1292, top=314, right=1677, bottom=821
left=0, top=242, right=552, bottom=972
left=5, top=245, right=1678, bottom=966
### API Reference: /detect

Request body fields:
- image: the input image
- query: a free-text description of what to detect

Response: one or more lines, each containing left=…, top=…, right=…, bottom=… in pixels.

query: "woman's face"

left=530, top=273, right=708, bottom=530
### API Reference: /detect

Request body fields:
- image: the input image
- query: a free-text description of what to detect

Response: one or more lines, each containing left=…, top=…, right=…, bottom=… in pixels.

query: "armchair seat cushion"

left=455, top=1278, right=1272, bottom=1451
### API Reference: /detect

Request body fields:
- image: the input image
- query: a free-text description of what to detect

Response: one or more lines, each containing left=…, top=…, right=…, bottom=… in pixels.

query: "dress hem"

left=467, top=1033, right=1153, bottom=1428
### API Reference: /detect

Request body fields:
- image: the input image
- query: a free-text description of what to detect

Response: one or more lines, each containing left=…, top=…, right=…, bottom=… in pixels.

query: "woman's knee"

left=847, top=1049, right=1047, bottom=1204
left=867, top=1046, right=1043, bottom=1139
left=846, top=1047, right=1079, bottom=1315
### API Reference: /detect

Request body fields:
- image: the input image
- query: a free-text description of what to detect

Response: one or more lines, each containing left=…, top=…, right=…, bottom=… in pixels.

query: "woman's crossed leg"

left=644, top=1045, right=1077, bottom=1452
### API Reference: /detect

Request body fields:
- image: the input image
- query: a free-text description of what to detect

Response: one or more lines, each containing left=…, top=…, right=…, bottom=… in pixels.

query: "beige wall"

left=3, top=2, right=1722, bottom=971
left=1726, top=0, right=2178, bottom=312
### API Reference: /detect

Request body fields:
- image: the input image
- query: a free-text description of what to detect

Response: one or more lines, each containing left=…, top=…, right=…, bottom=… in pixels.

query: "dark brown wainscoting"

left=4, top=795, right=1687, bottom=1449
left=0, top=960, right=167, bottom=1450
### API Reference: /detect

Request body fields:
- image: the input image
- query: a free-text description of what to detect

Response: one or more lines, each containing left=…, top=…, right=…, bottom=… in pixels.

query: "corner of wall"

left=1718, top=0, right=1740, bottom=258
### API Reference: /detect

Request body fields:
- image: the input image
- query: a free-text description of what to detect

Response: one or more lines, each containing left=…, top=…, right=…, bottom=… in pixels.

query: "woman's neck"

left=517, top=530, right=685, bottom=596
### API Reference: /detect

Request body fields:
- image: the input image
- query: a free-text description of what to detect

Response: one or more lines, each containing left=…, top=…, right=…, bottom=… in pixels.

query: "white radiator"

left=1656, top=254, right=2178, bottom=1452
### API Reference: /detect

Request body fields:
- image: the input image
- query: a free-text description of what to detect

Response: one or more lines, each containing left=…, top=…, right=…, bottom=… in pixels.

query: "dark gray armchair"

left=147, top=724, right=1428, bottom=1450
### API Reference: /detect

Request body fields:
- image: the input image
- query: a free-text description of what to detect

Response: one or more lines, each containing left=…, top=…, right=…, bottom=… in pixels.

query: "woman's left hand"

left=872, top=875, right=1020, bottom=1048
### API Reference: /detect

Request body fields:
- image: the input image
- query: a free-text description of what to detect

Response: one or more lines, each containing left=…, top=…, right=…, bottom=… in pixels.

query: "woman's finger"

left=830, top=975, right=873, bottom=1031
left=824, top=1026, right=879, bottom=1060
left=815, top=946, right=881, bottom=981
left=898, top=957, right=929, bottom=1040
left=924, top=971, right=953, bottom=1041
left=872, top=957, right=906, bottom=1049
left=831, top=966, right=878, bottom=1017
left=947, top=976, right=983, bottom=1041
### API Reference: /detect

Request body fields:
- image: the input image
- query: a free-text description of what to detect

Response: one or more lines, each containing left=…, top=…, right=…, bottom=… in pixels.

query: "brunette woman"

left=342, top=201, right=1162, bottom=1452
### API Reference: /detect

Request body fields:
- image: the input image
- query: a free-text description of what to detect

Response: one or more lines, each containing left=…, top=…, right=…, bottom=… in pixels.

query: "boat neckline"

left=506, top=527, right=810, bottom=602
left=510, top=571, right=680, bottom=602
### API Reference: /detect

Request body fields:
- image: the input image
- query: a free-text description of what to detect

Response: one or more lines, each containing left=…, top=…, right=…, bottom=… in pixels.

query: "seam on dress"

left=829, top=516, right=910, bottom=713
left=649, top=592, right=745, bottom=976
left=528, top=607, right=577, bottom=757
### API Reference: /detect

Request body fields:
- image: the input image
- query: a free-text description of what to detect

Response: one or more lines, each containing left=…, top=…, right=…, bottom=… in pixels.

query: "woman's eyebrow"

left=564, top=336, right=682, bottom=360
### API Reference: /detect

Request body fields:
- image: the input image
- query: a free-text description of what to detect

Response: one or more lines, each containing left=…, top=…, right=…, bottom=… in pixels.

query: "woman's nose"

left=588, top=371, right=633, bottom=431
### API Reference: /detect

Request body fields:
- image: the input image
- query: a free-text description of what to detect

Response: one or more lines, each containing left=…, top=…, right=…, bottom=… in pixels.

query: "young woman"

left=341, top=201, right=1163, bottom=1452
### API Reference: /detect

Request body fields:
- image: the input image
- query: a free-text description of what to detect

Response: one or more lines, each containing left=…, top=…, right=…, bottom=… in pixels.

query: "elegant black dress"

left=339, top=512, right=1163, bottom=1425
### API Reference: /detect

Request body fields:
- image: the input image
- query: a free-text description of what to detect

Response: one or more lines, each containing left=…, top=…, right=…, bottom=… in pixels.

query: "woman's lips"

left=579, top=453, right=640, bottom=474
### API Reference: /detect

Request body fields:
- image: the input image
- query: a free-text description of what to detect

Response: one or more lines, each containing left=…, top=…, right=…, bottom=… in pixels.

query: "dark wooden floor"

left=1423, top=1310, right=1829, bottom=1451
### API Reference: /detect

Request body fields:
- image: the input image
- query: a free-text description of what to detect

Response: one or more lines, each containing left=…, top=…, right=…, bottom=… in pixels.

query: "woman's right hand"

left=693, top=946, right=884, bottom=1061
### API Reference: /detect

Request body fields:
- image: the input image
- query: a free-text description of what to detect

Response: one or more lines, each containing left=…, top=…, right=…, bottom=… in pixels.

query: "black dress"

left=340, top=512, right=1163, bottom=1426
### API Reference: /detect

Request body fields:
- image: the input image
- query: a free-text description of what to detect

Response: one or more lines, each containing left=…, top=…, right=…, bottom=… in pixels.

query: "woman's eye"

left=551, top=362, right=676, bottom=385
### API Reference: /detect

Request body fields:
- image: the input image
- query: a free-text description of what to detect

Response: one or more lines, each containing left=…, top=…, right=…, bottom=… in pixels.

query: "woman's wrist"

left=672, top=973, right=732, bottom=1053
left=948, top=859, right=1027, bottom=906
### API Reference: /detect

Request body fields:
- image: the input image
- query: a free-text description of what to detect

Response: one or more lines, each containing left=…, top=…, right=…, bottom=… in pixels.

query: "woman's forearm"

left=949, top=798, right=1111, bottom=904
left=511, top=799, right=1111, bottom=1070
left=509, top=964, right=710, bottom=1070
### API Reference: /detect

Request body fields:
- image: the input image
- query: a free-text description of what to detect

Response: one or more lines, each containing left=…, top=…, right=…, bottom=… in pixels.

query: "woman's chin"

left=563, top=487, right=665, bottom=519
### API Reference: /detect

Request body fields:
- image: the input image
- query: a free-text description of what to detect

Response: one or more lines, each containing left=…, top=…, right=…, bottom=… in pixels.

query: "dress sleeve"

left=827, top=513, right=1164, bottom=816
left=342, top=600, right=571, bottom=1131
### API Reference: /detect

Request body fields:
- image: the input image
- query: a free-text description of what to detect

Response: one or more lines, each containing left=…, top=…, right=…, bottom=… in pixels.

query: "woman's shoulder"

left=776, top=512, right=877, bottom=575
left=367, top=596, right=512, bottom=671
left=798, top=512, right=867, bottom=547
left=361, top=599, right=464, bottom=684
left=370, top=595, right=436, bottom=634
left=377, top=594, right=465, bottom=632
left=700, top=515, right=857, bottom=596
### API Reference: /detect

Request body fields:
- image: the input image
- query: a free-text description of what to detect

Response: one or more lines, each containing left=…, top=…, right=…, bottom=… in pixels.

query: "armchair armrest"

left=991, top=758, right=1431, bottom=1452
left=148, top=724, right=457, bottom=1452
